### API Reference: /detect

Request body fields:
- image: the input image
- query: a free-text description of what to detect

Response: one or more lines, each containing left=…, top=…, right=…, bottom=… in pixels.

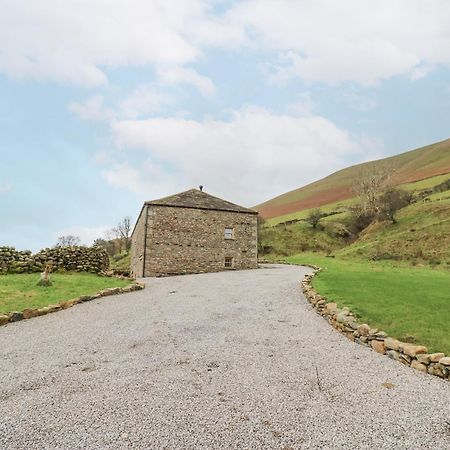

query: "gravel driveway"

left=0, top=264, right=449, bottom=449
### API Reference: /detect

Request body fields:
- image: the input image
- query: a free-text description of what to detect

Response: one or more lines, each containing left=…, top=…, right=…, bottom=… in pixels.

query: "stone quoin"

left=130, top=188, right=258, bottom=277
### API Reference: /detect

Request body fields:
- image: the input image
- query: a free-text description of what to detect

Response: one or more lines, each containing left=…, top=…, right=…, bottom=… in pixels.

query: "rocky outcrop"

left=0, top=246, right=109, bottom=274
left=301, top=268, right=448, bottom=381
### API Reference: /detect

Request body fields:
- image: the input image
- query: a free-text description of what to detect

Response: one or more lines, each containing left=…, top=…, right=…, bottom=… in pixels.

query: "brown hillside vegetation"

left=257, top=138, right=450, bottom=220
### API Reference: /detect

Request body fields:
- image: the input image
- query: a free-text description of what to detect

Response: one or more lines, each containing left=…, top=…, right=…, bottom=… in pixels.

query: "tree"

left=350, top=165, right=395, bottom=232
left=352, top=165, right=393, bottom=217
left=306, top=208, right=322, bottom=229
left=97, top=216, right=133, bottom=257
left=93, top=238, right=107, bottom=247
left=93, top=238, right=117, bottom=257
left=112, top=216, right=132, bottom=253
left=378, top=188, right=411, bottom=223
left=56, top=235, right=81, bottom=247
left=350, top=166, right=411, bottom=231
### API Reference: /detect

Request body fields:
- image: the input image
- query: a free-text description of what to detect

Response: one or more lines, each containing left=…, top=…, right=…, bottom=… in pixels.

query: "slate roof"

left=145, top=189, right=257, bottom=215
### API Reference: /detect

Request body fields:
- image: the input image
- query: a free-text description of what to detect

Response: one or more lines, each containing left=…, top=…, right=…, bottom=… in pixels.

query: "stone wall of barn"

left=130, top=205, right=147, bottom=278
left=133, top=205, right=258, bottom=277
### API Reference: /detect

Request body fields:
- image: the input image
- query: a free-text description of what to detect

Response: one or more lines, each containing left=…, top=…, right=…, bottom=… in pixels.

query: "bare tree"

left=306, top=208, right=322, bottom=229
left=56, top=235, right=81, bottom=247
left=113, top=216, right=132, bottom=253
left=104, top=229, right=116, bottom=243
left=350, top=165, right=411, bottom=231
left=102, top=228, right=119, bottom=254
left=352, top=165, right=394, bottom=217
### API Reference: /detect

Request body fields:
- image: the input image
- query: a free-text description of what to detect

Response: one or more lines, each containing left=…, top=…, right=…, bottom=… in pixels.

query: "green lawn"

left=0, top=272, right=130, bottom=314
left=284, top=253, right=450, bottom=354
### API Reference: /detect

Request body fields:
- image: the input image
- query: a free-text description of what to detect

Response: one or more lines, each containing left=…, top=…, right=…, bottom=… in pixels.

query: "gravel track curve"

left=0, top=264, right=449, bottom=449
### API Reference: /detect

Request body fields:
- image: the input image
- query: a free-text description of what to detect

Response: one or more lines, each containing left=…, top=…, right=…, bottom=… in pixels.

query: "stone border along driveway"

left=0, top=280, right=145, bottom=327
left=301, top=265, right=450, bottom=380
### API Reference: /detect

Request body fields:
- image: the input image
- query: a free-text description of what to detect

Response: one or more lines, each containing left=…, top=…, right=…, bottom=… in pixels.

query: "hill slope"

left=257, top=138, right=450, bottom=221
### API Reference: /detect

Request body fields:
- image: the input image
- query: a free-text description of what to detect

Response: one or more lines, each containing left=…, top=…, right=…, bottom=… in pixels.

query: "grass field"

left=284, top=253, right=450, bottom=354
left=0, top=272, right=130, bottom=314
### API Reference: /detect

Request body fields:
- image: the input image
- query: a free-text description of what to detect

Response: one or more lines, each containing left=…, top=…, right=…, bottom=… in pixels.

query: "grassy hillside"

left=260, top=220, right=350, bottom=256
left=340, top=191, right=450, bottom=265
left=257, top=138, right=450, bottom=222
left=261, top=175, right=450, bottom=267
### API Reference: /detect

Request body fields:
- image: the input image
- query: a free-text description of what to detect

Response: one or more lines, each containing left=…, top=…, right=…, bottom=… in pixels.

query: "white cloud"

left=0, top=0, right=247, bottom=87
left=156, top=66, right=216, bottom=96
left=338, top=87, right=378, bottom=112
left=54, top=226, right=111, bottom=246
left=0, top=0, right=221, bottom=86
left=228, top=0, right=450, bottom=85
left=0, top=183, right=12, bottom=194
left=68, top=95, right=115, bottom=122
left=102, top=162, right=145, bottom=194
left=104, top=107, right=379, bottom=205
left=2, top=1, right=450, bottom=88
left=119, top=86, right=172, bottom=119
left=69, top=86, right=172, bottom=121
left=102, top=160, right=180, bottom=200
left=287, top=92, right=316, bottom=116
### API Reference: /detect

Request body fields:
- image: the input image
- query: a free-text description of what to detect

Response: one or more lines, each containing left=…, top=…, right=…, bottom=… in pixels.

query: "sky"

left=2, top=0, right=450, bottom=251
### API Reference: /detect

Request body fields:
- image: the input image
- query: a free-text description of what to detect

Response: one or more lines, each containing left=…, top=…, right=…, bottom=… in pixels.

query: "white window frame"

left=224, top=227, right=234, bottom=240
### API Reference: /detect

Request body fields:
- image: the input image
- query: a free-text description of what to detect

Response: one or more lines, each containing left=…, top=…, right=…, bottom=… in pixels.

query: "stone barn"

left=130, top=188, right=258, bottom=278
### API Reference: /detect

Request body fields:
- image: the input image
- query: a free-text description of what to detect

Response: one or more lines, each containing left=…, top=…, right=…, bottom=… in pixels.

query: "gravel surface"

left=0, top=264, right=449, bottom=449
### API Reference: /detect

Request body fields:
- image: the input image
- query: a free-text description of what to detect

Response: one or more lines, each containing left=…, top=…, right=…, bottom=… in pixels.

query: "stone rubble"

left=301, top=267, right=449, bottom=381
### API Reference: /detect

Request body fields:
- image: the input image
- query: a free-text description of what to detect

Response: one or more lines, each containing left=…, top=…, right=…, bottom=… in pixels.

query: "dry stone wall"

left=301, top=267, right=449, bottom=381
left=0, top=246, right=109, bottom=274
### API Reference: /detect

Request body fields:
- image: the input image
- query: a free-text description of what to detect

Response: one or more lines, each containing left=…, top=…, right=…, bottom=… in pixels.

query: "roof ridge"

left=144, top=188, right=257, bottom=214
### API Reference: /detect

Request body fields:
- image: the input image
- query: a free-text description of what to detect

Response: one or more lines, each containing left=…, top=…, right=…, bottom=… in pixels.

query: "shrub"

left=306, top=208, right=322, bottom=229
left=378, top=188, right=412, bottom=223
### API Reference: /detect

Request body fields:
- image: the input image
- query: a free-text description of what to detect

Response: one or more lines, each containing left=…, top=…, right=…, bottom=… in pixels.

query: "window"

left=224, top=257, right=233, bottom=268
left=224, top=227, right=234, bottom=239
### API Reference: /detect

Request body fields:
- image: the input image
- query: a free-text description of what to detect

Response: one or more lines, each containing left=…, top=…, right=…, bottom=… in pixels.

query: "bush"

left=349, top=210, right=376, bottom=234
left=378, top=188, right=412, bottom=223
left=306, top=208, right=323, bottom=229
